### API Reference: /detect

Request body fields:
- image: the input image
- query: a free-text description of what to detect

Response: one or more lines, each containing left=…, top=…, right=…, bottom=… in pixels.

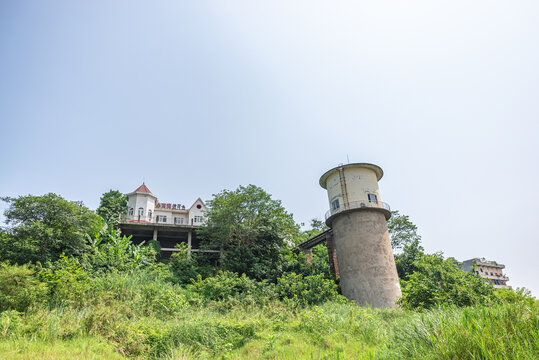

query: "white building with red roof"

left=119, top=183, right=211, bottom=256
left=124, top=183, right=207, bottom=226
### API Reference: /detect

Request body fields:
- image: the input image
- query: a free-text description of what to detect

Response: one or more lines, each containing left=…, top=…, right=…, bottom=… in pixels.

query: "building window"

left=129, top=208, right=134, bottom=216
left=174, top=217, right=184, bottom=225
left=196, top=204, right=202, bottom=209
left=331, top=199, right=340, bottom=211
left=368, top=194, right=378, bottom=204
left=157, top=215, right=167, bottom=223
left=148, top=210, right=152, bottom=219
left=138, top=207, right=144, bottom=216
left=194, top=216, right=203, bottom=223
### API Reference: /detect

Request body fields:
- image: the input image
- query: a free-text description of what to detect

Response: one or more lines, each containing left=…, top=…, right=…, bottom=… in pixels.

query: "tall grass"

left=382, top=302, right=539, bottom=359
left=0, top=269, right=537, bottom=359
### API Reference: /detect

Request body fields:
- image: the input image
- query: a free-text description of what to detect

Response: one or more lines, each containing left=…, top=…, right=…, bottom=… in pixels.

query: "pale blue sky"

left=1, top=1, right=538, bottom=295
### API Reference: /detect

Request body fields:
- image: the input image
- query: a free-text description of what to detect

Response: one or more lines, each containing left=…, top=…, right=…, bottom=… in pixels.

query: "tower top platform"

left=319, top=163, right=384, bottom=189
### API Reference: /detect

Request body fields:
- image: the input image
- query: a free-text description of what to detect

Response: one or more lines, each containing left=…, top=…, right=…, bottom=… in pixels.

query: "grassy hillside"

left=0, top=195, right=536, bottom=359
left=1, top=269, right=537, bottom=359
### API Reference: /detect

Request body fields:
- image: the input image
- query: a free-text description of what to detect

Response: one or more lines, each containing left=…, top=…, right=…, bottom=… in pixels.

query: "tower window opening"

left=138, top=207, right=144, bottom=216
left=331, top=199, right=340, bottom=211
left=368, top=194, right=378, bottom=204
left=129, top=208, right=134, bottom=216
left=148, top=209, right=152, bottom=219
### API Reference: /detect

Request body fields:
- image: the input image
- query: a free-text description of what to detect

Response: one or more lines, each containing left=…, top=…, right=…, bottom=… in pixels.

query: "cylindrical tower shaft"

left=331, top=210, right=400, bottom=307
left=320, top=163, right=401, bottom=308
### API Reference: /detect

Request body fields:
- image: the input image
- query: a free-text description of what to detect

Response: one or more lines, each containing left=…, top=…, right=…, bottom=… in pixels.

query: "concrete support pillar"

left=152, top=229, right=158, bottom=241
left=187, top=230, right=192, bottom=255
left=326, top=233, right=340, bottom=278
left=303, top=249, right=313, bottom=264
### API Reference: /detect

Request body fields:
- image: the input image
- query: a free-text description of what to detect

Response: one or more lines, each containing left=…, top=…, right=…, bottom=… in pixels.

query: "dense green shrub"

left=39, top=255, right=90, bottom=307
left=398, top=254, right=495, bottom=310
left=168, top=243, right=210, bottom=284
left=0, top=262, right=47, bottom=312
left=282, top=245, right=333, bottom=280
left=189, top=271, right=275, bottom=303
left=218, top=230, right=285, bottom=282
left=276, top=273, right=342, bottom=306
left=491, top=287, right=536, bottom=306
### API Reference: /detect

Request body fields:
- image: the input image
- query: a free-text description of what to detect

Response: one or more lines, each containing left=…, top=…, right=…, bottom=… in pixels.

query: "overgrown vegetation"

left=0, top=189, right=536, bottom=359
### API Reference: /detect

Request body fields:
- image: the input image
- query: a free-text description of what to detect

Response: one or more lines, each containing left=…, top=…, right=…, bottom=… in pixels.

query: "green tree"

left=398, top=253, right=494, bottom=310
left=387, top=210, right=421, bottom=251
left=96, top=190, right=127, bottom=224
left=198, top=185, right=299, bottom=281
left=394, top=239, right=425, bottom=281
left=0, top=193, right=100, bottom=264
left=386, top=210, right=425, bottom=280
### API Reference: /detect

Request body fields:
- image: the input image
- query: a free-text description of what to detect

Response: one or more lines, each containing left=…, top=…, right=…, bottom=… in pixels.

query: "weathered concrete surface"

left=332, top=209, right=401, bottom=308
left=326, top=232, right=340, bottom=278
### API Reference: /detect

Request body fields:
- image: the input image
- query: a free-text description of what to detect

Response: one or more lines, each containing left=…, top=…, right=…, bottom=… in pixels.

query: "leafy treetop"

left=198, top=184, right=299, bottom=281
left=387, top=210, right=421, bottom=252
left=199, top=184, right=299, bottom=250
left=96, top=190, right=127, bottom=224
left=0, top=193, right=100, bottom=264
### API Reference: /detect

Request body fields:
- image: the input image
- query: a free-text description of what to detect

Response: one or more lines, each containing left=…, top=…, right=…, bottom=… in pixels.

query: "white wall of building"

left=188, top=198, right=207, bottom=226
left=325, top=166, right=381, bottom=209
left=127, top=193, right=156, bottom=220
left=126, top=189, right=206, bottom=226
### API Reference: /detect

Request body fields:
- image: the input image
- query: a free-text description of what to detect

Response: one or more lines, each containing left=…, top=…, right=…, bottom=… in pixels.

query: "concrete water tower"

left=320, top=163, right=401, bottom=308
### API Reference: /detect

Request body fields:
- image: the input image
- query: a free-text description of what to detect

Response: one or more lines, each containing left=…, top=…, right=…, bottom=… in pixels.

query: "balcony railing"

left=325, top=200, right=391, bottom=220
left=481, top=273, right=509, bottom=281
left=475, top=259, right=505, bottom=269
left=119, top=214, right=198, bottom=226
left=120, top=214, right=154, bottom=223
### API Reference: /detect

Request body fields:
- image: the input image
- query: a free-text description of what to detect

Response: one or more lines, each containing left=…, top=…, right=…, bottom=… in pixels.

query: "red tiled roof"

left=133, top=183, right=152, bottom=194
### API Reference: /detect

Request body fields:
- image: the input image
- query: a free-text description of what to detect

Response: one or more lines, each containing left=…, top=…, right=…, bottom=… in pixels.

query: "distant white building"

left=459, top=258, right=510, bottom=289
left=118, top=183, right=214, bottom=256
